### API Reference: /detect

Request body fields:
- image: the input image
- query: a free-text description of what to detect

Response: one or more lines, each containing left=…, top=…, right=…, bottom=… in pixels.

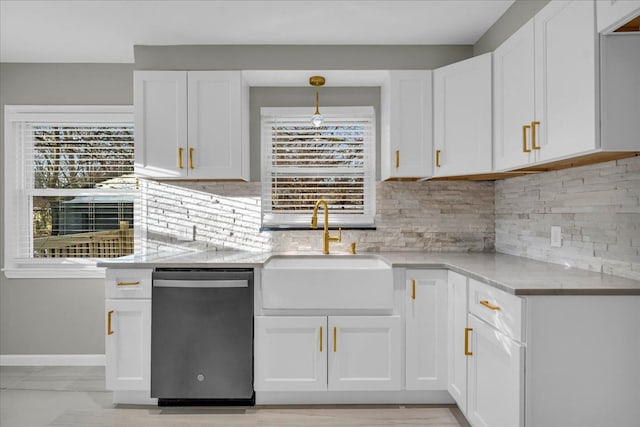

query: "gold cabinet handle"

left=480, top=300, right=501, bottom=310
left=178, top=147, right=184, bottom=169
left=464, top=327, right=473, bottom=356
left=522, top=125, right=531, bottom=153
left=189, top=147, right=194, bottom=169
left=435, top=149, right=441, bottom=167
left=320, top=326, right=323, bottom=353
left=531, top=120, right=541, bottom=150
left=107, top=310, right=114, bottom=335
left=395, top=150, right=400, bottom=168
left=116, top=281, right=140, bottom=287
left=411, top=279, right=416, bottom=300
left=333, top=327, right=337, bottom=352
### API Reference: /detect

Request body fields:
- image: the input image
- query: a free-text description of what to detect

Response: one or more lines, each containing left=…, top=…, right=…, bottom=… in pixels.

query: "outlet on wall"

left=550, top=226, right=562, bottom=247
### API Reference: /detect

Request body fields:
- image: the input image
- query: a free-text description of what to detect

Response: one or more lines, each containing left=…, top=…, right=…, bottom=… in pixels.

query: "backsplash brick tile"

left=140, top=180, right=495, bottom=254
left=495, top=156, right=640, bottom=280
left=137, top=156, right=638, bottom=280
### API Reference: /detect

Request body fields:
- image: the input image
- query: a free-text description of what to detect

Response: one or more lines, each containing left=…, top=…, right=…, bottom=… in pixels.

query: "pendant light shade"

left=309, top=76, right=325, bottom=127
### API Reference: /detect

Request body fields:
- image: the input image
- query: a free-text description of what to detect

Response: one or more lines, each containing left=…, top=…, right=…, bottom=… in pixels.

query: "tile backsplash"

left=139, top=180, right=495, bottom=254
left=138, top=155, right=639, bottom=280
left=495, top=156, right=640, bottom=280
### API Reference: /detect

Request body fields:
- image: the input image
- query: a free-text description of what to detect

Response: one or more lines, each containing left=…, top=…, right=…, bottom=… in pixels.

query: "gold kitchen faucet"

left=310, top=199, right=342, bottom=254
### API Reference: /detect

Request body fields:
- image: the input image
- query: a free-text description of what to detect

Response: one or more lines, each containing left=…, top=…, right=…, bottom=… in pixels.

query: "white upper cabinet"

left=381, top=70, right=433, bottom=180
left=596, top=0, right=640, bottom=32
left=493, top=19, right=537, bottom=171
left=134, top=70, right=249, bottom=180
left=534, top=0, right=598, bottom=162
left=494, top=1, right=606, bottom=171
left=187, top=71, right=248, bottom=179
left=433, top=53, right=493, bottom=176
left=134, top=71, right=188, bottom=178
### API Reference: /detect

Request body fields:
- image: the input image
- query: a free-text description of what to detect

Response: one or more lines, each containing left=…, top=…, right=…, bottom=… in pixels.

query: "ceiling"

left=0, top=0, right=514, bottom=63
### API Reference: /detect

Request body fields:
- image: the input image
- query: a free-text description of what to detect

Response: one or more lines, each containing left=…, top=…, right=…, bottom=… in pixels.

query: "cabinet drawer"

left=468, top=279, right=524, bottom=342
left=105, top=269, right=152, bottom=299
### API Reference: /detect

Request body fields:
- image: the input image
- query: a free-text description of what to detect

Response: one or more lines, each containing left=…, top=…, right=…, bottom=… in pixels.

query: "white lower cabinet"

left=254, top=316, right=326, bottom=391
left=448, top=274, right=525, bottom=427
left=405, top=269, right=448, bottom=390
left=105, top=299, right=151, bottom=391
left=328, top=316, right=401, bottom=391
left=467, top=314, right=525, bottom=427
left=255, top=315, right=401, bottom=392
left=447, top=271, right=468, bottom=413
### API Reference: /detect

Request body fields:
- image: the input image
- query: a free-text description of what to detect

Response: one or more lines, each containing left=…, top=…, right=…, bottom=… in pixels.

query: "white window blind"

left=5, top=107, right=136, bottom=265
left=261, top=107, right=376, bottom=227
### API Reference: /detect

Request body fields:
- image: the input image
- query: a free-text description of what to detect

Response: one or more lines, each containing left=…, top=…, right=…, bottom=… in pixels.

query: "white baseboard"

left=256, top=390, right=455, bottom=405
left=0, top=354, right=105, bottom=366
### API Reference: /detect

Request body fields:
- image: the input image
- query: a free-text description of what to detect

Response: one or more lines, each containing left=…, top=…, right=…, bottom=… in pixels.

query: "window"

left=4, top=106, right=135, bottom=278
left=261, top=107, right=375, bottom=228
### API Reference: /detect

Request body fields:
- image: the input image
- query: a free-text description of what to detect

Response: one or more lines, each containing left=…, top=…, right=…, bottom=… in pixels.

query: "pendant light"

left=309, top=75, right=325, bottom=127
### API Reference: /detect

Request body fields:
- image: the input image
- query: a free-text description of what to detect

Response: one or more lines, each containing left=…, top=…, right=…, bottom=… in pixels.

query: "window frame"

left=3, top=105, right=135, bottom=278
left=261, top=106, right=376, bottom=229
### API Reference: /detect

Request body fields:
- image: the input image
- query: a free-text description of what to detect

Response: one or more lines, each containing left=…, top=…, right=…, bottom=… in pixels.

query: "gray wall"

left=134, top=45, right=473, bottom=70
left=473, top=0, right=550, bottom=55
left=0, top=63, right=134, bottom=355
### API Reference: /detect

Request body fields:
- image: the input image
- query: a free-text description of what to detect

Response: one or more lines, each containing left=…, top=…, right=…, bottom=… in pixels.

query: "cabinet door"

left=105, top=299, right=151, bottom=391
left=447, top=271, right=468, bottom=414
left=187, top=71, right=248, bottom=180
left=134, top=71, right=187, bottom=178
left=467, top=315, right=524, bottom=427
left=597, top=0, right=640, bottom=32
left=254, top=316, right=327, bottom=391
left=493, top=20, right=536, bottom=171
left=433, top=53, right=492, bottom=177
left=328, top=316, right=401, bottom=391
left=535, top=0, right=598, bottom=161
left=405, top=270, right=448, bottom=390
left=382, top=71, right=433, bottom=180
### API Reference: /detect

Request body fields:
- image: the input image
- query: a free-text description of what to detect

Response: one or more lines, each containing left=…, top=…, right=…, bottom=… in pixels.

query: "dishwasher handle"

left=153, top=279, right=248, bottom=288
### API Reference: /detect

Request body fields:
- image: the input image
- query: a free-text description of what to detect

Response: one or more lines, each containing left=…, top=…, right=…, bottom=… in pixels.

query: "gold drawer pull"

left=107, top=310, right=114, bottom=335
left=435, top=149, right=441, bottom=167
left=395, top=150, right=400, bottom=168
left=480, top=300, right=501, bottom=310
left=531, top=120, right=541, bottom=150
left=178, top=147, right=184, bottom=169
left=117, top=281, right=140, bottom=286
left=522, top=125, right=531, bottom=153
left=189, top=147, right=195, bottom=169
left=411, top=279, right=416, bottom=300
left=320, top=326, right=323, bottom=353
left=464, top=327, right=473, bottom=356
left=333, top=327, right=337, bottom=352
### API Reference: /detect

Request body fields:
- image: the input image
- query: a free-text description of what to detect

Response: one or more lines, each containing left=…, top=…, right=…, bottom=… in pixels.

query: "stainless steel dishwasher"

left=151, top=268, right=254, bottom=406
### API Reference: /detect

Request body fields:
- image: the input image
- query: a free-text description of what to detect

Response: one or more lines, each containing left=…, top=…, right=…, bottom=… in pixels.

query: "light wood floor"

left=0, top=366, right=470, bottom=427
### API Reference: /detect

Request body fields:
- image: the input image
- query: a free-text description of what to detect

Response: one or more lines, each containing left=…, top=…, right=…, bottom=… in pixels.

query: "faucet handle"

left=329, top=227, right=342, bottom=243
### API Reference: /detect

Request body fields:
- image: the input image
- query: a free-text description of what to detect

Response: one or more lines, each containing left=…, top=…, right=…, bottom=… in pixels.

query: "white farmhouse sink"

left=261, top=255, right=394, bottom=310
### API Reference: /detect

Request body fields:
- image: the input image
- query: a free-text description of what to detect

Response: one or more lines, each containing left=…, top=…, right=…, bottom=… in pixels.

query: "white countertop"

left=98, top=250, right=640, bottom=296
